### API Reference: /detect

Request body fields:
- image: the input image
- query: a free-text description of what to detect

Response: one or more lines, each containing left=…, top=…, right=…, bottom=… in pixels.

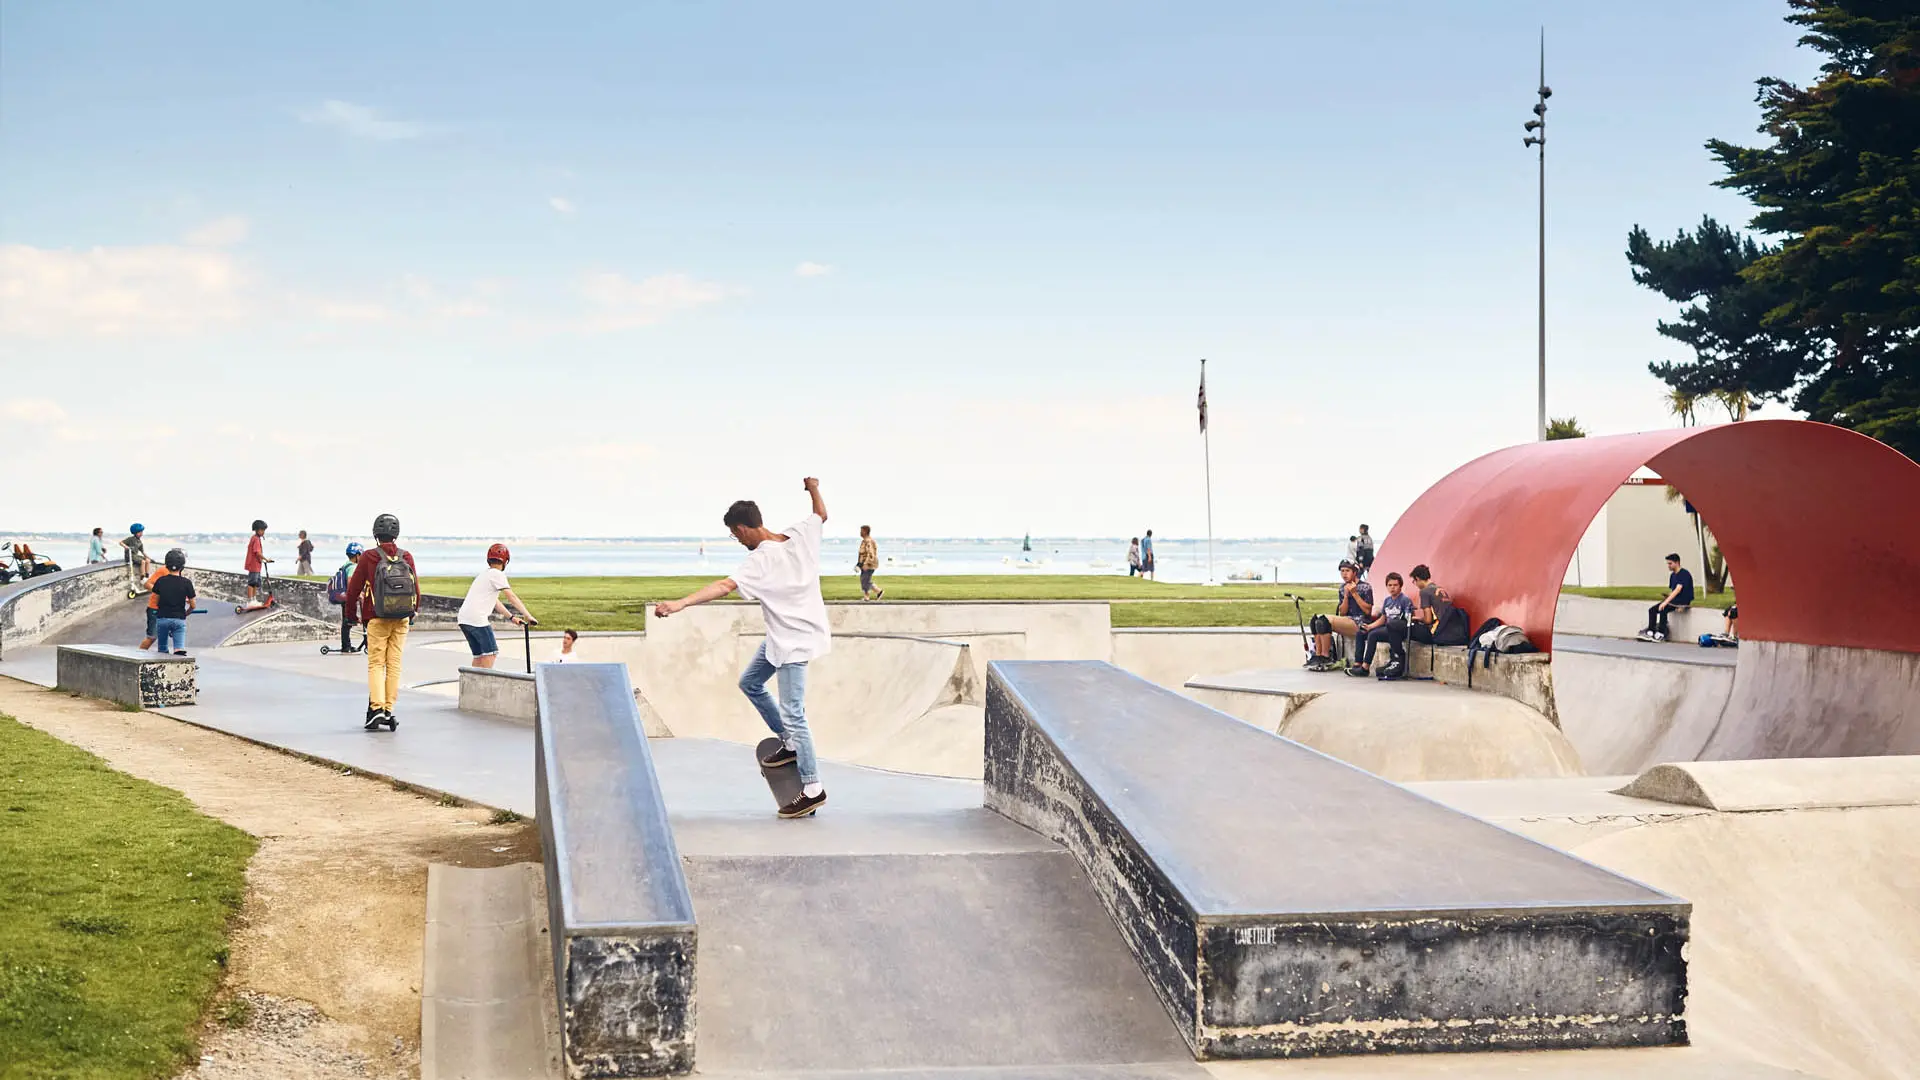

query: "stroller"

left=0, top=548, right=61, bottom=584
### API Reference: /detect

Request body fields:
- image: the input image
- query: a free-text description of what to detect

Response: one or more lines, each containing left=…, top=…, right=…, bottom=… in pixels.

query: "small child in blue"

left=1350, top=571, right=1415, bottom=677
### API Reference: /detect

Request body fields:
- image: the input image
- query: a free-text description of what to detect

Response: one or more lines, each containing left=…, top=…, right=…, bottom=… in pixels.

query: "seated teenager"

left=1307, top=560, right=1373, bottom=671
left=1407, top=564, right=1470, bottom=646
left=1350, top=571, right=1413, bottom=677
left=1639, top=553, right=1694, bottom=642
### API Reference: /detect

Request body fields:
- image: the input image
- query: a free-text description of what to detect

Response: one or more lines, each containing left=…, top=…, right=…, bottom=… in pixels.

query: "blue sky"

left=1, top=2, right=1811, bottom=539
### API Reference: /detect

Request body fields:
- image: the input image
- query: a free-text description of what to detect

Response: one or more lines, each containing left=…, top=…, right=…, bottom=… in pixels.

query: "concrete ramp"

left=40, top=594, right=280, bottom=651
left=1551, top=642, right=1737, bottom=775
left=1555, top=638, right=1920, bottom=774
left=684, top=851, right=1201, bottom=1076
left=1617, top=755, right=1920, bottom=812
left=638, top=630, right=987, bottom=777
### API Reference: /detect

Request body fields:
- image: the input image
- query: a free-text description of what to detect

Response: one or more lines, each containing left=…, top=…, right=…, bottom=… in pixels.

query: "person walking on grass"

left=457, top=543, right=537, bottom=669
left=1127, top=537, right=1142, bottom=576
left=1141, top=529, right=1156, bottom=581
left=857, top=525, right=883, bottom=601
left=297, top=530, right=314, bottom=576
left=654, top=477, right=831, bottom=819
left=244, top=519, right=272, bottom=602
left=347, top=513, right=419, bottom=731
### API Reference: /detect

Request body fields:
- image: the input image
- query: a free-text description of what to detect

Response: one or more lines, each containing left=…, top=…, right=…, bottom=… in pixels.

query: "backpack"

left=327, top=563, right=353, bottom=605
left=370, top=551, right=417, bottom=619
left=1466, top=617, right=1504, bottom=685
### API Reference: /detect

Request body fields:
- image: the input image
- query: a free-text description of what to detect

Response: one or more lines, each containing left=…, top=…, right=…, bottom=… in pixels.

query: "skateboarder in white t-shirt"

left=654, top=477, right=833, bottom=818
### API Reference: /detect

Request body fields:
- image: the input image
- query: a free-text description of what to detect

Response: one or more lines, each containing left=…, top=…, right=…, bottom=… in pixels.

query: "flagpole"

left=1201, top=358, right=1215, bottom=585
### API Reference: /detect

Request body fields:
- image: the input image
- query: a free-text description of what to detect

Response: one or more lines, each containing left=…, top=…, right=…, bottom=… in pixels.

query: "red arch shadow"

left=1372, top=419, right=1920, bottom=654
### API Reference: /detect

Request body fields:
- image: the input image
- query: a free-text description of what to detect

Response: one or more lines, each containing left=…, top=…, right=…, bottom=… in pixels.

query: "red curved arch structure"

left=1374, top=420, right=1920, bottom=655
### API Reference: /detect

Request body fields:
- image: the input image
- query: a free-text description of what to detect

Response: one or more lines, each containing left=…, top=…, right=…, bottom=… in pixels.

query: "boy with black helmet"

left=346, top=513, right=418, bottom=731
left=244, top=519, right=273, bottom=603
left=151, top=549, right=196, bottom=656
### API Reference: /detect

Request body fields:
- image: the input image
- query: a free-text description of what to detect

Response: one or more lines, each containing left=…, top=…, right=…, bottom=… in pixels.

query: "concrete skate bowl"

left=1569, top=762, right=1920, bottom=1080
left=0, top=561, right=332, bottom=661
left=1380, top=419, right=1920, bottom=775
left=635, top=631, right=1006, bottom=779
left=1187, top=668, right=1584, bottom=782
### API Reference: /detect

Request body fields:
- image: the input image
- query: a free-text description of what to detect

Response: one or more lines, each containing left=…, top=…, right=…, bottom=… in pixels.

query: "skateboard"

left=755, top=737, right=807, bottom=813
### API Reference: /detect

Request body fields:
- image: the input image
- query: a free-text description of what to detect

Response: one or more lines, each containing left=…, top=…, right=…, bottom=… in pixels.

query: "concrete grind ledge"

left=983, top=661, right=1690, bottom=1061
left=460, top=666, right=538, bottom=723
left=56, top=644, right=196, bottom=708
left=535, top=663, right=695, bottom=1077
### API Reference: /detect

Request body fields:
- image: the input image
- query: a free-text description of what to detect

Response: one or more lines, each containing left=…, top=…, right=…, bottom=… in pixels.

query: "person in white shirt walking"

left=655, top=477, right=832, bottom=819
left=457, top=543, right=537, bottom=669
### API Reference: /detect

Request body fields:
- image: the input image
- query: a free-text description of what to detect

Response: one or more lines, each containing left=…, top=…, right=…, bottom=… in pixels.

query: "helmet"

left=251, top=519, right=268, bottom=532
left=163, top=548, right=186, bottom=571
left=345, top=542, right=365, bottom=558
left=486, top=543, right=511, bottom=565
left=372, top=513, right=400, bottom=542
left=129, top=523, right=144, bottom=534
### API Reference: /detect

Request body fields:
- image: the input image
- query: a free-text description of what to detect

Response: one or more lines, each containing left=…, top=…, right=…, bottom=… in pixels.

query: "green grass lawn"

left=1561, top=585, right=1736, bottom=609
left=416, top=574, right=1344, bottom=631
left=409, top=574, right=1735, bottom=630
left=0, top=716, right=256, bottom=1080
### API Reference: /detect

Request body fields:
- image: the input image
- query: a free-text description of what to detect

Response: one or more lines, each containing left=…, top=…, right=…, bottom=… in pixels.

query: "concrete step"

left=421, top=863, right=560, bottom=1080
left=685, top=849, right=1195, bottom=1075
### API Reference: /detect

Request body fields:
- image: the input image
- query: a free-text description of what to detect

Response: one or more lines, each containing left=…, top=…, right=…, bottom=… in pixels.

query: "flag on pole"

left=1197, top=359, right=1208, bottom=433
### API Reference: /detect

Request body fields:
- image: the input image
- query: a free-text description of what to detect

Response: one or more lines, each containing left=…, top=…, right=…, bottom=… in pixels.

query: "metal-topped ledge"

left=535, top=662, right=696, bottom=1077
left=983, top=660, right=1690, bottom=1060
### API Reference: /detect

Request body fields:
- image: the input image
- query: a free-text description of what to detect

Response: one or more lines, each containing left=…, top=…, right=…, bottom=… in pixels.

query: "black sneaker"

left=364, top=705, right=383, bottom=731
left=778, top=790, right=826, bottom=818
left=760, top=742, right=798, bottom=768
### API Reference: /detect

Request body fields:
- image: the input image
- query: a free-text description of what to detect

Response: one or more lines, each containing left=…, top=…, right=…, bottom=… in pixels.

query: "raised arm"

left=804, top=476, right=827, bottom=523
left=655, top=578, right=737, bottom=618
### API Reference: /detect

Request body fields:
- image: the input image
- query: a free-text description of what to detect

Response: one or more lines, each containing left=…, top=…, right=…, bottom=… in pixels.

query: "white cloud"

left=184, top=216, right=250, bottom=247
left=0, top=243, right=246, bottom=337
left=579, top=272, right=733, bottom=330
left=794, top=261, right=833, bottom=278
left=2, top=398, right=68, bottom=424
left=299, top=99, right=430, bottom=141
left=549, top=197, right=576, bottom=215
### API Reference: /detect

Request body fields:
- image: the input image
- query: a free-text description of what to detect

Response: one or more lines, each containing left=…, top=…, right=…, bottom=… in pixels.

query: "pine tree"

left=1630, top=1, right=1920, bottom=458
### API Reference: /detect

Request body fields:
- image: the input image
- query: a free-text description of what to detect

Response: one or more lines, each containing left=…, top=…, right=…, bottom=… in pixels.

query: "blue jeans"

left=155, top=617, right=187, bottom=653
left=738, top=641, right=818, bottom=785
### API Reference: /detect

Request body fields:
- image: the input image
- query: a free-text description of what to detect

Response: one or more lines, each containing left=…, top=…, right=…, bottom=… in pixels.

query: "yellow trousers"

left=365, top=617, right=410, bottom=710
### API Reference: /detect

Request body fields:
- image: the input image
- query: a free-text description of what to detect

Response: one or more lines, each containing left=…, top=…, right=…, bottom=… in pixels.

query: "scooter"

left=320, top=623, right=365, bottom=656
left=235, top=564, right=277, bottom=614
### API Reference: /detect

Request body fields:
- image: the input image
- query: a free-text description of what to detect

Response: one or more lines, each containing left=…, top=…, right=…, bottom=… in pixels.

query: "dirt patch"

left=0, top=677, right=540, bottom=1080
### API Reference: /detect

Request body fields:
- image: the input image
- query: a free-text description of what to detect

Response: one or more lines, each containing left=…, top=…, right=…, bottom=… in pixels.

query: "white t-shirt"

left=733, top=514, right=832, bottom=666
left=457, top=567, right=511, bottom=627
left=551, top=650, right=582, bottom=664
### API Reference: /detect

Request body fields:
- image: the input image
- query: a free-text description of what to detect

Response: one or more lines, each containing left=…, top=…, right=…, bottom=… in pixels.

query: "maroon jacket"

left=346, top=542, right=419, bottom=624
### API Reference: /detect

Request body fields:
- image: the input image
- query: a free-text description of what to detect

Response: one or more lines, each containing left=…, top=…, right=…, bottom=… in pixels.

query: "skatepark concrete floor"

left=4, top=601, right=1916, bottom=1080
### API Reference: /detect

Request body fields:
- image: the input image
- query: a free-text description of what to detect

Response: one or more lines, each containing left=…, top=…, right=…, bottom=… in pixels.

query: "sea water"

left=5, top=533, right=1349, bottom=585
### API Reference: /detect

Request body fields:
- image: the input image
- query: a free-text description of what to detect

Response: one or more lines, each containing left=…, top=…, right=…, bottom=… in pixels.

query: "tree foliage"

left=1629, top=0, right=1920, bottom=459
left=1544, top=416, right=1587, bottom=439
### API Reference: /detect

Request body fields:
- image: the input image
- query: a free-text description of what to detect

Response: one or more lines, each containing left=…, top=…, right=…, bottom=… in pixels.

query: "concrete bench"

left=55, top=645, right=196, bottom=708
left=534, top=662, right=696, bottom=1076
left=1402, top=641, right=1557, bottom=724
left=459, top=666, right=537, bottom=723
left=985, top=661, right=1689, bottom=1060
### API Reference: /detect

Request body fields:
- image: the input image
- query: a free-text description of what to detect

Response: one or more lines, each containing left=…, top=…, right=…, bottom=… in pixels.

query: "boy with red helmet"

left=456, top=542, right=537, bottom=669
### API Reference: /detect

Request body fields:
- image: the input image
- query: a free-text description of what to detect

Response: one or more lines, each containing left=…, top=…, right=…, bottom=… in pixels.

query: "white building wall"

left=1605, top=479, right=1706, bottom=587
